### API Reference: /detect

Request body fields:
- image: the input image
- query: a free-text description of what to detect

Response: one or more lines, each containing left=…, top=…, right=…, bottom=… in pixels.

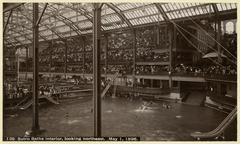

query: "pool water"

left=3, top=96, right=237, bottom=141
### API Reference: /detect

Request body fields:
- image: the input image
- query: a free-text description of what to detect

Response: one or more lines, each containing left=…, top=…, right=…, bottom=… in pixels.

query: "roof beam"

left=3, top=3, right=23, bottom=13
left=7, top=29, right=33, bottom=43
left=7, top=35, right=23, bottom=45
left=36, top=3, right=48, bottom=27
left=154, top=3, right=170, bottom=24
left=106, top=3, right=133, bottom=32
left=17, top=4, right=64, bottom=40
left=59, top=3, right=105, bottom=32
left=22, top=4, right=31, bottom=21
left=7, top=22, right=48, bottom=41
left=47, top=5, right=82, bottom=35
left=211, top=3, right=219, bottom=18
left=3, top=9, right=13, bottom=34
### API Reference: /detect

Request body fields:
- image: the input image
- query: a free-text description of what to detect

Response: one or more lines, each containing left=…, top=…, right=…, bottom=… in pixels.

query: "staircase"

left=182, top=91, right=206, bottom=106
left=101, top=71, right=119, bottom=98
left=19, top=99, right=33, bottom=109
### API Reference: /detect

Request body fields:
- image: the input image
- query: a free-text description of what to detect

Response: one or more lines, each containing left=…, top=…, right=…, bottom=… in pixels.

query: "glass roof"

left=3, top=2, right=237, bottom=47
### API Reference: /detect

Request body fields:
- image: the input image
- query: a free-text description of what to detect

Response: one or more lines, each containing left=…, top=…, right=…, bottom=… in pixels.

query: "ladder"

left=101, top=71, right=119, bottom=99
left=19, top=99, right=33, bottom=109
left=12, top=96, right=29, bottom=110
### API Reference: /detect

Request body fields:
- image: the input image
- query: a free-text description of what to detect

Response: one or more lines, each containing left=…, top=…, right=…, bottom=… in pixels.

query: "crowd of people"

left=39, top=56, right=50, bottom=64
left=135, top=65, right=169, bottom=75
left=67, top=40, right=83, bottom=53
left=67, top=65, right=84, bottom=72
left=136, top=48, right=169, bottom=62
left=171, top=64, right=237, bottom=76
left=105, top=50, right=133, bottom=62
left=101, top=62, right=133, bottom=74
left=136, top=28, right=155, bottom=47
left=67, top=53, right=83, bottom=62
left=107, top=32, right=133, bottom=49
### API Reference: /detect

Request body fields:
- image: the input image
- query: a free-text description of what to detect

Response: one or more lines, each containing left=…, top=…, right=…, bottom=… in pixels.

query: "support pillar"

left=64, top=41, right=67, bottom=79
left=49, top=42, right=52, bottom=78
left=217, top=20, right=221, bottom=63
left=31, top=3, right=40, bottom=135
left=93, top=4, right=102, bottom=137
left=25, top=3, right=46, bottom=137
left=132, top=29, right=136, bottom=86
left=82, top=37, right=85, bottom=75
left=104, top=34, right=108, bottom=80
left=156, top=26, right=160, bottom=45
left=25, top=46, right=28, bottom=79
left=168, top=25, right=173, bottom=91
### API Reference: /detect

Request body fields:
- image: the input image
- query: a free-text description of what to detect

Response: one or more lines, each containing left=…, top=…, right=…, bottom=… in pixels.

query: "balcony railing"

left=204, top=74, right=237, bottom=82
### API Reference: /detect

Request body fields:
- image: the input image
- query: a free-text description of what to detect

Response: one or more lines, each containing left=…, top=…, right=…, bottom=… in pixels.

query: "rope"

left=187, top=16, right=237, bottom=60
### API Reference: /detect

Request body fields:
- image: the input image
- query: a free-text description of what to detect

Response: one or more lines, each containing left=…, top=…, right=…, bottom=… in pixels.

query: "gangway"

left=191, top=106, right=237, bottom=140
left=101, top=71, right=119, bottom=99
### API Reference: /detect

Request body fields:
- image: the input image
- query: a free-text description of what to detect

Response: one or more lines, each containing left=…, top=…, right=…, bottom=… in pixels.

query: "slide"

left=191, top=106, right=237, bottom=140
left=41, top=95, right=59, bottom=104
left=12, top=96, right=29, bottom=110
left=19, top=99, right=33, bottom=109
left=101, top=71, right=119, bottom=98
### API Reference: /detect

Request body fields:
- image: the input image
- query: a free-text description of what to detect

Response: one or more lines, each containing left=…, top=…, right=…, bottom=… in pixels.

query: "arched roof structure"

left=3, top=2, right=237, bottom=48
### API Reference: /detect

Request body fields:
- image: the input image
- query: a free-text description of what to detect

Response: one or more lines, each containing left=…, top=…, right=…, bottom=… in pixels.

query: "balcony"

left=204, top=74, right=237, bottom=82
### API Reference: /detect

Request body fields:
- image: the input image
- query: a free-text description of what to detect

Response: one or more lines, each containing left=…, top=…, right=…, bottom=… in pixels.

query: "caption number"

left=7, top=137, right=15, bottom=141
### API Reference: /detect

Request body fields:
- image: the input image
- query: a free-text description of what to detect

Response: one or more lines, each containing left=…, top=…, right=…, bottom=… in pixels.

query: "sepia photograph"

left=1, top=0, right=238, bottom=142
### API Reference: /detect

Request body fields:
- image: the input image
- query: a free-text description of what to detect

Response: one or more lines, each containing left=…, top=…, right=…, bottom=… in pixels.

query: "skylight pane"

left=190, top=8, right=196, bottom=15
left=231, top=3, right=237, bottom=9
left=183, top=3, right=189, bottom=8
left=172, top=11, right=179, bottom=18
left=168, top=4, right=175, bottom=10
left=165, top=4, right=171, bottom=11
left=221, top=4, right=227, bottom=10
left=161, top=5, right=168, bottom=11
left=130, top=19, right=136, bottom=26
left=186, top=9, right=192, bottom=16
left=226, top=3, right=232, bottom=10
left=216, top=4, right=223, bottom=11
left=179, top=3, right=185, bottom=8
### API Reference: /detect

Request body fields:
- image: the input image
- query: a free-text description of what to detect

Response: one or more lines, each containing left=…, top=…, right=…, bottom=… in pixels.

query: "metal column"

left=32, top=3, right=40, bottom=133
left=49, top=42, right=52, bottom=78
left=64, top=41, right=67, bottom=79
left=168, top=25, right=172, bottom=91
left=217, top=20, right=221, bottom=63
left=82, top=37, right=85, bottom=74
left=132, top=29, right=136, bottom=86
left=93, top=4, right=102, bottom=137
left=104, top=34, right=108, bottom=80
left=25, top=46, right=28, bottom=79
